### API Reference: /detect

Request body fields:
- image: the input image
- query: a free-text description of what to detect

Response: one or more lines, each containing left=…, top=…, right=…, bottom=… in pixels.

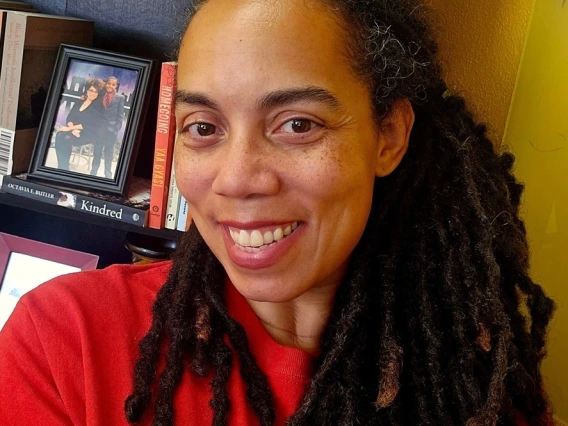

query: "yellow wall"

left=503, top=0, right=568, bottom=422
left=428, top=0, right=535, bottom=143
left=429, top=1, right=567, bottom=420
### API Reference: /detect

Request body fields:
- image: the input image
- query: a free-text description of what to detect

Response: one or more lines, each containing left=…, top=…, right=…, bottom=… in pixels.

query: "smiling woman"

left=0, top=0, right=555, bottom=425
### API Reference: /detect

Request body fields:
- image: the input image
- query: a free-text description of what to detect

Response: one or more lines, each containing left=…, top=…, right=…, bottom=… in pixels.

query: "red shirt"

left=0, top=262, right=536, bottom=425
left=0, top=262, right=312, bottom=425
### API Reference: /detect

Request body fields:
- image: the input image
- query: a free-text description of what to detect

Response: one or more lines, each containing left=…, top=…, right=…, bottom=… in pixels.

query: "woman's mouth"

left=228, top=222, right=299, bottom=252
left=221, top=221, right=303, bottom=270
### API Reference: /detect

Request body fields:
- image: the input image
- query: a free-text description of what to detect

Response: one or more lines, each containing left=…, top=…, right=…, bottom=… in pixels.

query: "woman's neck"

left=245, top=267, right=345, bottom=356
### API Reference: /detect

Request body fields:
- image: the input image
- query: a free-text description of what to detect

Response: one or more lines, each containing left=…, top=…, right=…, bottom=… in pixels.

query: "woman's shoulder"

left=3, top=260, right=173, bottom=367
left=18, top=260, right=172, bottom=327
left=0, top=261, right=173, bottom=425
left=30, top=259, right=170, bottom=296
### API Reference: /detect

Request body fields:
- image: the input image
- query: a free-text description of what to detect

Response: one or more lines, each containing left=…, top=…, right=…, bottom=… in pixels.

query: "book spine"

left=0, top=12, right=24, bottom=177
left=74, top=194, right=147, bottom=227
left=0, top=12, right=25, bottom=131
left=164, top=164, right=180, bottom=230
left=148, top=62, right=177, bottom=229
left=1, top=175, right=147, bottom=226
left=0, top=11, right=7, bottom=76
left=1, top=174, right=61, bottom=205
left=176, top=196, right=189, bottom=232
left=0, top=128, right=14, bottom=178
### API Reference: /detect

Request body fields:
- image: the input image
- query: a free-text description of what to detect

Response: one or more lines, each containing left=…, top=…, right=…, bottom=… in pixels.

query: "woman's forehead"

left=182, top=0, right=343, bottom=55
left=177, top=0, right=358, bottom=100
left=188, top=0, right=334, bottom=30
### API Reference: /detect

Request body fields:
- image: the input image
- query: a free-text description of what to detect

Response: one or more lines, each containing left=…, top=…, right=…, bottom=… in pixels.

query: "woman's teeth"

left=229, top=222, right=299, bottom=252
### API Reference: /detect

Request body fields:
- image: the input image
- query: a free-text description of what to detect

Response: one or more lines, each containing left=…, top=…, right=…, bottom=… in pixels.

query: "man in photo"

left=91, top=76, right=125, bottom=179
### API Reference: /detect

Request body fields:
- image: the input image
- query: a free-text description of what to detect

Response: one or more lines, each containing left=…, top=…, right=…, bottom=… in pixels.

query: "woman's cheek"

left=174, top=148, right=213, bottom=205
left=303, top=145, right=352, bottom=194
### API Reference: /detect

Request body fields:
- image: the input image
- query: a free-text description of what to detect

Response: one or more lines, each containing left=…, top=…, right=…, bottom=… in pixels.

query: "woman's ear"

left=375, top=98, right=415, bottom=177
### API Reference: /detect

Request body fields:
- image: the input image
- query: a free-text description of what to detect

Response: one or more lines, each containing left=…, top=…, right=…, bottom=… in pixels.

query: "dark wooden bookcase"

left=0, top=0, right=186, bottom=268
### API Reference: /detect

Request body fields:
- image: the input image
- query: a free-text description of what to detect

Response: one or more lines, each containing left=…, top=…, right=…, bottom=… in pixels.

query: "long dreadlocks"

left=125, top=0, right=555, bottom=424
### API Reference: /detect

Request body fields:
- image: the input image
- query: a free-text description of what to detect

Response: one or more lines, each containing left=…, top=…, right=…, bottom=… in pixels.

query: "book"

left=1, top=173, right=150, bottom=226
left=176, top=196, right=189, bottom=232
left=164, top=161, right=180, bottom=230
left=0, top=5, right=37, bottom=74
left=0, top=3, right=37, bottom=76
left=0, top=12, right=4, bottom=71
left=0, top=11, right=93, bottom=183
left=148, top=61, right=177, bottom=229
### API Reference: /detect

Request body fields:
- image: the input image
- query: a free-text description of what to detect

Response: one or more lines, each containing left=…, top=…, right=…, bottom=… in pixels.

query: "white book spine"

left=164, top=163, right=180, bottom=230
left=176, top=196, right=189, bottom=232
left=0, top=13, right=25, bottom=177
left=0, top=12, right=26, bottom=130
left=0, top=128, right=15, bottom=178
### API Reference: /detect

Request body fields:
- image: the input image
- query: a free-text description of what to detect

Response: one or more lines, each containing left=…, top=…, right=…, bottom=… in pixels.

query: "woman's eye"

left=188, top=122, right=218, bottom=137
left=280, top=119, right=317, bottom=134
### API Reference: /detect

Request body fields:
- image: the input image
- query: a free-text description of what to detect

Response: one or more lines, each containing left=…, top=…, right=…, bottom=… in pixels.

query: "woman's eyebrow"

left=258, top=87, right=343, bottom=111
left=175, top=91, right=220, bottom=110
left=175, top=87, right=343, bottom=112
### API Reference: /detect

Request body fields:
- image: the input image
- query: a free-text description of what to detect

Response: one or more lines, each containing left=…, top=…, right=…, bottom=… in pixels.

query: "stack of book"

left=147, top=61, right=191, bottom=232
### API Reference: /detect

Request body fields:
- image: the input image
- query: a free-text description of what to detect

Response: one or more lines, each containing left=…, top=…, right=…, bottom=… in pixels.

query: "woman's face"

left=175, top=0, right=385, bottom=302
left=86, top=86, right=98, bottom=101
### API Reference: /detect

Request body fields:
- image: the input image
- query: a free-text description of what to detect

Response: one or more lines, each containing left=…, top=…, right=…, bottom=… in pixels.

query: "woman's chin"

left=228, top=275, right=309, bottom=304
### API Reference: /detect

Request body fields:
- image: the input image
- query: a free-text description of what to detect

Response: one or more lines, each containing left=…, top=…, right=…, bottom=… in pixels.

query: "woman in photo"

left=54, top=78, right=104, bottom=172
left=0, top=0, right=555, bottom=425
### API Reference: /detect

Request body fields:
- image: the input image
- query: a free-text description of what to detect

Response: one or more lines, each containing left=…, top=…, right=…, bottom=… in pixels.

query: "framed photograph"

left=0, top=232, right=99, bottom=331
left=28, top=44, right=154, bottom=195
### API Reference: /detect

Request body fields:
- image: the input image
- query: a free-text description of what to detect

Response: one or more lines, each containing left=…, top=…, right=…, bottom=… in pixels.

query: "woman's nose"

left=211, top=134, right=281, bottom=199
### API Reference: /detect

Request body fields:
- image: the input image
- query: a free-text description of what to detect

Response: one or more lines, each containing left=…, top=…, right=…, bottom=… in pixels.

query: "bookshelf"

left=0, top=191, right=180, bottom=240
left=0, top=192, right=180, bottom=268
left=0, top=0, right=185, bottom=266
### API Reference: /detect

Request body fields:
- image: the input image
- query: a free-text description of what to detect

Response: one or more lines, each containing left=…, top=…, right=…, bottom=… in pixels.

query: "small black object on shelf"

left=125, top=232, right=178, bottom=263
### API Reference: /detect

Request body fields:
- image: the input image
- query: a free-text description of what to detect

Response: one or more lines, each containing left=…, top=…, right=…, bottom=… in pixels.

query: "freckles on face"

left=174, top=0, right=380, bottom=302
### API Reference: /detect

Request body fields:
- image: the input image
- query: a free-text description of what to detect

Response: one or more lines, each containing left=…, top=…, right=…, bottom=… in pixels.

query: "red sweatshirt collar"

left=226, top=280, right=314, bottom=381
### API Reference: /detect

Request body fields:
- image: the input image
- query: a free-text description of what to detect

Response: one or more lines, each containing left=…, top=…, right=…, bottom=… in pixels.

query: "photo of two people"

left=43, top=59, right=140, bottom=180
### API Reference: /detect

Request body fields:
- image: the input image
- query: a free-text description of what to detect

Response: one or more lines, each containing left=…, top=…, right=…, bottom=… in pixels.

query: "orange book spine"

left=148, top=62, right=177, bottom=229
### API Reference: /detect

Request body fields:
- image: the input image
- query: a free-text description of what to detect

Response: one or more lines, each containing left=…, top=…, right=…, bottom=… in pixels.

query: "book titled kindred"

left=79, top=200, right=124, bottom=220
left=1, top=174, right=149, bottom=226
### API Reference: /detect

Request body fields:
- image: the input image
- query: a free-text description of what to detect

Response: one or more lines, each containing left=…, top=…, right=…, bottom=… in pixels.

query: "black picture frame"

left=28, top=44, right=154, bottom=195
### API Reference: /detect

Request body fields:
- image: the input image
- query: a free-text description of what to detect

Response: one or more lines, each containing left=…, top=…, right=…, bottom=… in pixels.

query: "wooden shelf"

left=0, top=191, right=181, bottom=241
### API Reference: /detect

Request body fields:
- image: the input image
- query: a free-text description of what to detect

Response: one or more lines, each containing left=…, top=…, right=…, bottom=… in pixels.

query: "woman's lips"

left=221, top=222, right=303, bottom=270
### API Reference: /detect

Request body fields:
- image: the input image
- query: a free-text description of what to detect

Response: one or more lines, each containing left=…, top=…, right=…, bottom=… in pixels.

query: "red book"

left=148, top=62, right=177, bottom=229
